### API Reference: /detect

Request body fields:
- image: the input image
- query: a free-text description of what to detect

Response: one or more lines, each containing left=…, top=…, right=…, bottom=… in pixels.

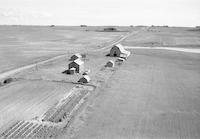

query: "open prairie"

left=0, top=26, right=200, bottom=138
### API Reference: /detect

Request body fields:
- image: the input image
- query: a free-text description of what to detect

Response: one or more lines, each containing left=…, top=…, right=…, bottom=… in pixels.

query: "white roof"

left=113, top=44, right=128, bottom=54
left=72, top=53, right=82, bottom=58
left=117, top=58, right=125, bottom=61
left=70, top=67, right=76, bottom=70
left=107, top=60, right=114, bottom=64
left=113, top=44, right=130, bottom=57
left=81, top=75, right=91, bottom=81
left=113, top=44, right=125, bottom=51
left=84, top=75, right=90, bottom=80
left=73, top=59, right=84, bottom=65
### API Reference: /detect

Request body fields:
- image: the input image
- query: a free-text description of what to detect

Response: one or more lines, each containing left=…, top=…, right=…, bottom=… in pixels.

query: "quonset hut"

left=110, top=44, right=130, bottom=57
left=78, top=75, right=91, bottom=83
left=105, top=60, right=115, bottom=67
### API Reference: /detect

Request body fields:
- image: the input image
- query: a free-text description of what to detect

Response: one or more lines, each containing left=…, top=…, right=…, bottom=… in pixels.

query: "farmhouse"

left=105, top=60, right=115, bottom=67
left=78, top=75, right=91, bottom=83
left=70, top=53, right=82, bottom=61
left=110, top=44, right=130, bottom=57
left=68, top=59, right=84, bottom=73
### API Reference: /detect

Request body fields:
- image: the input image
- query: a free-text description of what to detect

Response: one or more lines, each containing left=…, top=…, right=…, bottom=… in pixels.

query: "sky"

left=0, top=0, right=199, bottom=26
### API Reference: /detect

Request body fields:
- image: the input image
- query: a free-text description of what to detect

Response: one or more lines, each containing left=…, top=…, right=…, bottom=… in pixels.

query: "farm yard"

left=0, top=25, right=200, bottom=138
left=0, top=25, right=128, bottom=73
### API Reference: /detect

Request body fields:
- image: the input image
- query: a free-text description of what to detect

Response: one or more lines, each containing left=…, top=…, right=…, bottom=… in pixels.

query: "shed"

left=117, top=57, right=125, bottom=62
left=78, top=75, right=91, bottom=83
left=68, top=59, right=84, bottom=73
left=70, top=53, right=82, bottom=61
left=105, top=60, right=115, bottom=67
left=110, top=44, right=130, bottom=57
left=69, top=68, right=76, bottom=74
left=83, top=69, right=91, bottom=75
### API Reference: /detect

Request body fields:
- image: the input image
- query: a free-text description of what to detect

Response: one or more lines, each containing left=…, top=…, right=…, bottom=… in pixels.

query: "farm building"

left=70, top=53, right=82, bottom=61
left=105, top=60, right=115, bottom=67
left=78, top=75, right=91, bottom=83
left=110, top=44, right=130, bottom=57
left=80, top=25, right=87, bottom=27
left=104, top=27, right=117, bottom=32
left=63, top=67, right=76, bottom=75
left=83, top=69, right=91, bottom=75
left=68, top=59, right=84, bottom=73
left=116, top=57, right=125, bottom=62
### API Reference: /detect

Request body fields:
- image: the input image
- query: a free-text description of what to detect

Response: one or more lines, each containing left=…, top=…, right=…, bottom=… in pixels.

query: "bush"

left=3, top=78, right=13, bottom=84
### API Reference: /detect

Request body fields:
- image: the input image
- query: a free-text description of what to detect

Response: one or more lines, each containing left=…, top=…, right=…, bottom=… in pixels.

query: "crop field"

left=0, top=80, right=74, bottom=133
left=122, top=27, right=200, bottom=48
left=0, top=26, right=200, bottom=138
left=71, top=49, right=200, bottom=139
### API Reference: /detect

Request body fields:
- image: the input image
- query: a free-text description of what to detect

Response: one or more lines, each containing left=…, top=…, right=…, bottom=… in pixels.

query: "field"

left=0, top=25, right=128, bottom=73
left=122, top=27, right=200, bottom=48
left=70, top=49, right=200, bottom=139
left=0, top=26, right=200, bottom=138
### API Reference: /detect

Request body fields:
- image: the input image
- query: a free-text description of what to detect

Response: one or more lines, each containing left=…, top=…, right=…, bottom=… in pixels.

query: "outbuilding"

left=117, top=57, right=125, bottom=62
left=68, top=59, right=84, bottom=73
left=70, top=53, right=82, bottom=61
left=110, top=44, right=130, bottom=57
left=78, top=75, right=91, bottom=83
left=105, top=60, right=115, bottom=67
left=83, top=69, right=91, bottom=75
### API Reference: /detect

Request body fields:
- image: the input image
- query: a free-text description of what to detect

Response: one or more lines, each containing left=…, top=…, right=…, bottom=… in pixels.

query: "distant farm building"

left=78, top=75, right=91, bottom=83
left=68, top=59, right=84, bottom=73
left=104, top=27, right=117, bottom=32
left=70, top=53, right=82, bottom=61
left=110, top=44, right=130, bottom=58
left=83, top=69, right=90, bottom=75
left=80, top=25, right=87, bottom=27
left=105, top=60, right=115, bottom=67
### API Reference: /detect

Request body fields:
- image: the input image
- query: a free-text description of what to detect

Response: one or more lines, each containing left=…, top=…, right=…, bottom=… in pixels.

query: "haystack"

left=78, top=75, right=91, bottom=83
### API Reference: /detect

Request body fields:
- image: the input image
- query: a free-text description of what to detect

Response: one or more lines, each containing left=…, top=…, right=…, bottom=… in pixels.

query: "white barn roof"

left=73, top=53, right=82, bottom=58
left=113, top=44, right=130, bottom=56
left=73, top=59, right=84, bottom=65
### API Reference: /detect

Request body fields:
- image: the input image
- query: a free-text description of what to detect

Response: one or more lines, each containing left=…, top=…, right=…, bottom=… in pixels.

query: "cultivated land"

left=0, top=25, right=127, bottom=73
left=0, top=26, right=200, bottom=138
left=122, top=27, right=200, bottom=48
left=71, top=49, right=200, bottom=139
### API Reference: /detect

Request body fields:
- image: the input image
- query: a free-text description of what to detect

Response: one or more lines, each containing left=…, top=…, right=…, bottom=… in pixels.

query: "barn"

left=110, top=44, right=130, bottom=57
left=68, top=59, right=84, bottom=73
left=78, top=75, right=91, bottom=83
left=105, top=60, right=115, bottom=67
left=70, top=53, right=82, bottom=61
